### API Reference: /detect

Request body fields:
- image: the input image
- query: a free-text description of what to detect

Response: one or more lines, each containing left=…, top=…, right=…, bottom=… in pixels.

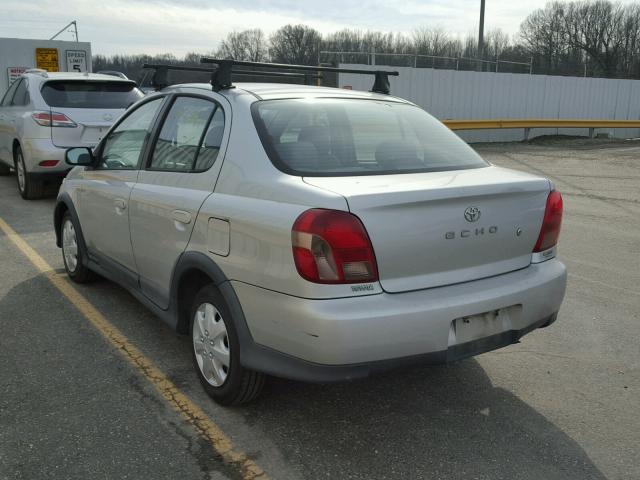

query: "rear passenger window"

left=149, top=96, right=224, bottom=172
left=196, top=107, right=225, bottom=171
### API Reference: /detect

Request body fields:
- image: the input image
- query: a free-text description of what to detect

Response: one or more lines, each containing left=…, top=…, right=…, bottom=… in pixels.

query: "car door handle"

left=172, top=210, right=192, bottom=224
left=114, top=198, right=127, bottom=210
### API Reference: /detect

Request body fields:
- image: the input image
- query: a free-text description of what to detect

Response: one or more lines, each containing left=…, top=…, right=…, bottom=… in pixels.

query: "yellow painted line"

left=0, top=217, right=268, bottom=480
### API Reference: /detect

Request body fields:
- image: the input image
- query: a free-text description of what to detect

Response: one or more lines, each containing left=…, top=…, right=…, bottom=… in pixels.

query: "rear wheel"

left=61, top=211, right=93, bottom=283
left=14, top=146, right=43, bottom=200
left=190, top=284, right=265, bottom=405
left=0, top=162, right=10, bottom=176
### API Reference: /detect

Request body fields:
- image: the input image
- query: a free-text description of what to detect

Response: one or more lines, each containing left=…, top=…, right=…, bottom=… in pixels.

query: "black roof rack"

left=142, top=63, right=321, bottom=91
left=142, top=59, right=399, bottom=94
left=200, top=58, right=399, bottom=94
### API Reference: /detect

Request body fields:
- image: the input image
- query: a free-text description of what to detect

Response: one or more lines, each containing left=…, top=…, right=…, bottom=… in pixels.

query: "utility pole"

left=478, top=0, right=485, bottom=71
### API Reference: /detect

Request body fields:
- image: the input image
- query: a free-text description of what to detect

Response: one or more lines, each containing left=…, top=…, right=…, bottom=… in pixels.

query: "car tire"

left=190, top=284, right=265, bottom=405
left=0, top=162, right=10, bottom=176
left=61, top=211, right=94, bottom=283
left=14, top=145, right=43, bottom=200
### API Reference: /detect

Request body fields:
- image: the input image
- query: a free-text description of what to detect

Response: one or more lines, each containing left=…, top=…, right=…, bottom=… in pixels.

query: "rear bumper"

left=28, top=169, right=71, bottom=182
left=21, top=138, right=70, bottom=174
left=233, top=259, right=567, bottom=382
left=239, top=313, right=556, bottom=383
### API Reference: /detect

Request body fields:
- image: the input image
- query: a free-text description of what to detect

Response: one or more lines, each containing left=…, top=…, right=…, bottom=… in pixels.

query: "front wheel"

left=190, top=284, right=265, bottom=405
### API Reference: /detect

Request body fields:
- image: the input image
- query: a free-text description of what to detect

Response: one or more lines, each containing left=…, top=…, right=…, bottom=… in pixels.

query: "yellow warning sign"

left=35, top=48, right=59, bottom=72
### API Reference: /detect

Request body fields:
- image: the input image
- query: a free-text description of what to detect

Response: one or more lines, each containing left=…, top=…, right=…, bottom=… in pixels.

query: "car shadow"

left=0, top=270, right=607, bottom=480
left=242, top=359, right=606, bottom=479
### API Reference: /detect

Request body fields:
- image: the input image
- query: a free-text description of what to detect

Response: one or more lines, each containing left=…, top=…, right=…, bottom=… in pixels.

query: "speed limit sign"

left=66, top=50, right=87, bottom=73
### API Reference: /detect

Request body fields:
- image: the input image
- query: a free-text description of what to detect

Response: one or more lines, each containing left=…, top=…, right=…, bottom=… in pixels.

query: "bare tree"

left=269, top=24, right=322, bottom=65
left=217, top=29, right=268, bottom=62
left=485, top=29, right=510, bottom=59
left=618, top=3, right=640, bottom=76
left=519, top=2, right=570, bottom=74
left=93, top=1, right=640, bottom=81
left=563, top=0, right=634, bottom=76
left=413, top=27, right=458, bottom=56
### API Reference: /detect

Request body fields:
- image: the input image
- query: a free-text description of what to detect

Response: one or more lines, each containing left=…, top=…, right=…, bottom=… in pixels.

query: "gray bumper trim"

left=30, top=169, right=71, bottom=182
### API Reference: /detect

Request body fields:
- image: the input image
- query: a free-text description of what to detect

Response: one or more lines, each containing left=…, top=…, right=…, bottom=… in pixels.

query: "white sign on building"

left=66, top=50, right=87, bottom=73
left=0, top=38, right=92, bottom=95
left=7, top=66, right=27, bottom=85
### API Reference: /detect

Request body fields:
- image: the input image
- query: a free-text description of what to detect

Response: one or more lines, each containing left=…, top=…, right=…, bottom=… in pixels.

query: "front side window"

left=41, top=81, right=143, bottom=109
left=252, top=99, right=488, bottom=176
left=99, top=98, right=163, bottom=170
left=149, top=96, right=225, bottom=172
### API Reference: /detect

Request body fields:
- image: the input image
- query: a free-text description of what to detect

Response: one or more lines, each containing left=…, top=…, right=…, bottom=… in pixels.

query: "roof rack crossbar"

left=142, top=63, right=216, bottom=90
left=232, top=70, right=320, bottom=87
left=142, top=63, right=321, bottom=90
left=200, top=58, right=399, bottom=94
left=142, top=60, right=399, bottom=93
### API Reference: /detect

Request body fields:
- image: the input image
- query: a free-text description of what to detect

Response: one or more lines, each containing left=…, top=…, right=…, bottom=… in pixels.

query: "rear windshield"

left=252, top=98, right=488, bottom=176
left=41, top=81, right=143, bottom=109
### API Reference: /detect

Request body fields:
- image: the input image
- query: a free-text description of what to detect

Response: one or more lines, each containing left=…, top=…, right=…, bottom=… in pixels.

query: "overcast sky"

left=1, top=0, right=639, bottom=56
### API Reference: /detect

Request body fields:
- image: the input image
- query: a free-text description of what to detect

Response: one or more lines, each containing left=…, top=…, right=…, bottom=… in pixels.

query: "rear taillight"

left=533, top=190, right=563, bottom=252
left=31, top=111, right=77, bottom=128
left=292, top=209, right=379, bottom=284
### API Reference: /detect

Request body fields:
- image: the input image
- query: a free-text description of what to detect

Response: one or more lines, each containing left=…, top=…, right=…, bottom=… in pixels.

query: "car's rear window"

left=41, top=81, right=144, bottom=109
left=252, top=98, right=488, bottom=176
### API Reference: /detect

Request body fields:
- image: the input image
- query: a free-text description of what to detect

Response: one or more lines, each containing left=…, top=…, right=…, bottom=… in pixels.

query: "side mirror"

left=65, top=147, right=94, bottom=166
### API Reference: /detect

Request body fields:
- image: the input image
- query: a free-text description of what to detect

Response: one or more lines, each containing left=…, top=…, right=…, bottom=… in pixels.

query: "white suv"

left=0, top=70, right=143, bottom=199
left=54, top=61, right=566, bottom=405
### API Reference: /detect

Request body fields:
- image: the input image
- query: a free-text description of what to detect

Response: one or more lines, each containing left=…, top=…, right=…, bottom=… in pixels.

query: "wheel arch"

left=53, top=193, right=88, bottom=265
left=170, top=252, right=254, bottom=349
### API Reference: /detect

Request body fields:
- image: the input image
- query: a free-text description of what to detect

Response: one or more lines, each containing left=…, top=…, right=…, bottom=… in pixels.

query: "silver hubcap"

left=193, top=303, right=230, bottom=387
left=16, top=153, right=25, bottom=192
left=62, top=219, right=79, bottom=273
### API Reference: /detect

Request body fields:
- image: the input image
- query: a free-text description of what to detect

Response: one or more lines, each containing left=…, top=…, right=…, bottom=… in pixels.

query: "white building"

left=0, top=37, right=92, bottom=95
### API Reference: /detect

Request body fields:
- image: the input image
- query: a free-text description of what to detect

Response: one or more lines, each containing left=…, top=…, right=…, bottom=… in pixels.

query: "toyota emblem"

left=464, top=206, right=481, bottom=222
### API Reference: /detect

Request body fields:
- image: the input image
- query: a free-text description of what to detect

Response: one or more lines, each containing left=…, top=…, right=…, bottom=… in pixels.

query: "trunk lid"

left=49, top=108, right=123, bottom=148
left=304, top=166, right=550, bottom=293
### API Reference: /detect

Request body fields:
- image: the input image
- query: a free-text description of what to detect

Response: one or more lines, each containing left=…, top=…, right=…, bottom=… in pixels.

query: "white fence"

left=338, top=64, right=640, bottom=142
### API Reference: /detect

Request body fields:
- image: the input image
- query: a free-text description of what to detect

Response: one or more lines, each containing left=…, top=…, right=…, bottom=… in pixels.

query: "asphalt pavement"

left=0, top=137, right=638, bottom=480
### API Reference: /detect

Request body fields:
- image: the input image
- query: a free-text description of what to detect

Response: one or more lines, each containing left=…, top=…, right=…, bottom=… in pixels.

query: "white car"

left=0, top=70, right=143, bottom=199
left=54, top=60, right=567, bottom=405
